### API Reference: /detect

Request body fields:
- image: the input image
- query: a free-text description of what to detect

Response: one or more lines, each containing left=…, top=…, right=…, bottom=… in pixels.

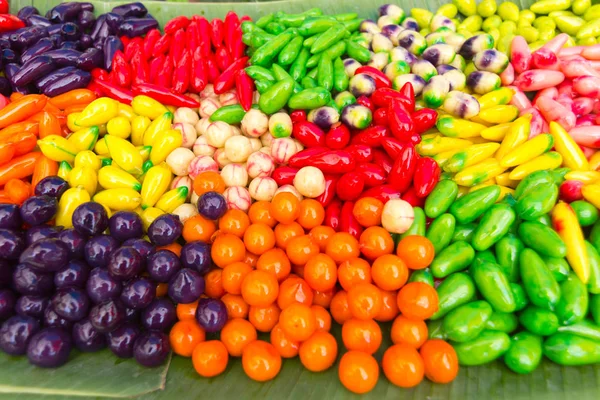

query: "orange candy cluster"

left=168, top=192, right=459, bottom=392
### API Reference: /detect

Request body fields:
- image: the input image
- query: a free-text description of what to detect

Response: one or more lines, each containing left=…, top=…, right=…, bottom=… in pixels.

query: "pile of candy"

left=1, top=0, right=600, bottom=395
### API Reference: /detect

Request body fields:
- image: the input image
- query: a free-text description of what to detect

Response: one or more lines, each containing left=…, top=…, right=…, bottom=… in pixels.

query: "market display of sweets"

left=1, top=0, right=600, bottom=396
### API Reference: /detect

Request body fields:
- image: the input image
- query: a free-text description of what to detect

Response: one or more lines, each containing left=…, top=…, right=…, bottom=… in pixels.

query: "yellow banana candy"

left=94, top=189, right=142, bottom=211
left=433, top=149, right=463, bottom=167
left=141, top=207, right=165, bottom=231
left=564, top=171, right=600, bottom=184
left=94, top=138, right=109, bottom=156
left=68, top=166, right=98, bottom=196
left=131, top=115, right=151, bottom=146
left=67, top=126, right=99, bottom=152
left=481, top=123, right=511, bottom=142
left=106, top=116, right=132, bottom=139
left=454, top=158, right=507, bottom=187
left=478, top=105, right=520, bottom=124
left=469, top=182, right=515, bottom=199
left=500, top=133, right=554, bottom=167
left=495, top=114, right=531, bottom=161
left=56, top=187, right=91, bottom=228
left=582, top=184, right=600, bottom=209
left=75, top=98, right=119, bottom=127
left=74, top=151, right=102, bottom=171
left=141, top=163, right=172, bottom=209
left=436, top=116, right=487, bottom=138
left=57, top=161, right=72, bottom=181
left=477, top=87, right=514, bottom=109
left=443, top=143, right=500, bottom=173
left=138, top=146, right=152, bottom=163
left=117, top=103, right=136, bottom=120
left=508, top=151, right=563, bottom=180
left=104, top=134, right=144, bottom=176
left=38, top=135, right=78, bottom=163
left=67, top=112, right=81, bottom=132
left=132, top=95, right=169, bottom=120
left=155, top=186, right=189, bottom=213
left=98, top=166, right=142, bottom=191
left=549, top=121, right=589, bottom=171
left=495, top=172, right=519, bottom=189
left=417, top=136, right=473, bottom=156
left=552, top=202, right=590, bottom=284
left=149, top=129, right=183, bottom=166
left=589, top=152, right=600, bottom=171
left=143, top=112, right=173, bottom=147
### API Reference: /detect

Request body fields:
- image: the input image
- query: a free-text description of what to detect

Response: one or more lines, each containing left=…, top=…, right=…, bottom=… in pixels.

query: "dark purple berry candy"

left=43, top=305, right=73, bottom=330
left=51, top=288, right=90, bottom=322
left=180, top=241, right=211, bottom=274
left=197, top=192, right=227, bottom=220
left=107, top=246, right=143, bottom=281
left=84, top=235, right=119, bottom=269
left=0, top=204, right=21, bottom=230
left=72, top=202, right=109, bottom=236
left=120, top=277, right=155, bottom=310
left=0, top=315, right=40, bottom=355
left=58, top=228, right=87, bottom=259
left=147, top=214, right=182, bottom=246
left=141, top=298, right=176, bottom=331
left=0, top=289, right=16, bottom=320
left=19, top=238, right=69, bottom=272
left=72, top=318, right=105, bottom=352
left=0, top=229, right=25, bottom=260
left=27, top=327, right=72, bottom=368
left=34, top=176, right=68, bottom=198
left=124, top=307, right=140, bottom=323
left=89, top=300, right=125, bottom=333
left=107, top=322, right=140, bottom=358
left=109, top=211, right=143, bottom=242
left=195, top=298, right=227, bottom=333
left=86, top=267, right=122, bottom=304
left=20, top=195, right=57, bottom=226
left=133, top=331, right=170, bottom=367
left=122, top=238, right=153, bottom=259
left=146, top=250, right=181, bottom=283
left=168, top=269, right=204, bottom=304
left=0, top=259, right=12, bottom=288
left=12, top=264, right=54, bottom=296
left=25, top=225, right=62, bottom=246
left=15, top=295, right=48, bottom=318
left=54, top=260, right=90, bottom=289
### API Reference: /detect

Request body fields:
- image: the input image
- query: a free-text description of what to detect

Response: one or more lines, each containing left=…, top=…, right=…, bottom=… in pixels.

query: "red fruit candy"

left=559, top=180, right=584, bottom=203
left=337, top=172, right=365, bottom=202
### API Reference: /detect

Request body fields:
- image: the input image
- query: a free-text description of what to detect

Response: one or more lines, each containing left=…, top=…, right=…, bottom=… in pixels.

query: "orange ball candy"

left=241, top=270, right=279, bottom=307
left=182, top=215, right=216, bottom=243
left=330, top=290, right=352, bottom=324
left=219, top=209, right=250, bottom=237
left=211, top=233, right=246, bottom=268
left=243, top=223, right=276, bottom=255
left=325, top=232, right=360, bottom=264
left=277, top=276, right=314, bottom=309
left=347, top=283, right=383, bottom=320
left=396, top=235, right=435, bottom=270
left=312, top=289, right=335, bottom=308
left=279, top=302, right=316, bottom=342
left=204, top=269, right=225, bottom=298
left=286, top=235, right=319, bottom=266
left=270, top=323, right=300, bottom=358
left=304, top=254, right=337, bottom=292
left=248, top=201, right=277, bottom=228
left=337, top=258, right=372, bottom=291
left=192, top=340, right=229, bottom=378
left=353, top=197, right=383, bottom=227
left=338, top=351, right=380, bottom=394
left=296, top=199, right=325, bottom=230
left=359, top=226, right=394, bottom=260
left=396, top=282, right=439, bottom=320
left=274, top=222, right=304, bottom=250
left=309, top=225, right=335, bottom=252
left=342, top=318, right=382, bottom=355
left=371, top=254, right=409, bottom=291
left=170, top=320, right=206, bottom=357
left=256, top=248, right=291, bottom=282
left=299, top=331, right=338, bottom=372
left=420, top=339, right=459, bottom=384
left=391, top=315, right=428, bottom=348
left=375, top=290, right=400, bottom=322
left=222, top=262, right=253, bottom=295
left=311, top=305, right=332, bottom=332
left=193, top=171, right=225, bottom=196
left=220, top=318, right=257, bottom=357
left=242, top=340, right=282, bottom=382
left=270, top=192, right=299, bottom=224
left=249, top=304, right=280, bottom=332
left=382, top=344, right=425, bottom=388
left=221, top=294, right=249, bottom=319
left=176, top=300, right=199, bottom=321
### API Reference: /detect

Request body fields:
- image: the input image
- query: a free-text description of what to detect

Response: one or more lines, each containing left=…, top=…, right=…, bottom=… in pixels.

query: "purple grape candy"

left=86, top=267, right=122, bottom=304
left=43, top=305, right=73, bottom=330
left=147, top=214, right=182, bottom=246
left=195, top=298, right=227, bottom=333
left=0, top=289, right=16, bottom=320
left=107, top=246, right=142, bottom=281
left=197, top=192, right=227, bottom=220
left=58, top=228, right=86, bottom=259
left=109, top=211, right=143, bottom=242
left=27, top=327, right=72, bottom=368
left=25, top=225, right=62, bottom=246
left=89, top=300, right=124, bottom=333
left=0, top=204, right=21, bottom=229
left=107, top=322, right=140, bottom=358
left=141, top=298, right=176, bottom=331
left=147, top=250, right=181, bottom=283
left=120, top=277, right=155, bottom=310
left=13, top=264, right=54, bottom=296
left=20, top=195, right=57, bottom=226
left=72, top=202, right=109, bottom=237
left=0, top=229, right=25, bottom=260
left=0, top=315, right=40, bottom=355
left=122, top=238, right=153, bottom=259
left=84, top=234, right=119, bottom=269
left=51, top=287, right=90, bottom=322
left=168, top=269, right=204, bottom=304
left=72, top=318, right=105, bottom=352
left=124, top=307, right=139, bottom=323
left=15, top=295, right=48, bottom=318
left=19, top=238, right=69, bottom=272
left=54, top=260, right=90, bottom=289
left=34, top=176, right=68, bottom=198
left=180, top=241, right=211, bottom=274
left=133, top=330, right=170, bottom=367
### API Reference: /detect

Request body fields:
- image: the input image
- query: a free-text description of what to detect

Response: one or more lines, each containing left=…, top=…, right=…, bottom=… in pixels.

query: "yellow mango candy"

left=67, top=126, right=99, bottom=152
left=508, top=151, right=563, bottom=180
left=141, top=164, right=172, bottom=209
left=436, top=116, right=487, bottom=138
left=550, top=121, right=589, bottom=171
left=589, top=152, right=600, bottom=170
left=495, top=172, right=519, bottom=189
left=417, top=136, right=473, bottom=156
left=38, top=135, right=78, bottom=163
left=107, top=116, right=132, bottom=139
left=94, top=138, right=109, bottom=156
left=143, top=112, right=173, bottom=147
left=138, top=146, right=152, bottom=162
left=149, top=129, right=183, bottom=166
left=132, top=95, right=169, bottom=120
left=57, top=161, right=72, bottom=181
left=477, top=88, right=514, bottom=109
left=131, top=115, right=151, bottom=147
left=495, top=114, right=531, bottom=161
left=454, top=158, right=507, bottom=187
left=155, top=187, right=189, bottom=213
left=74, top=150, right=101, bottom=171
left=104, top=134, right=144, bottom=176
left=117, top=103, right=136, bottom=120
left=94, top=189, right=142, bottom=211
left=565, top=171, right=600, bottom=184
left=478, top=105, right=520, bottom=124
left=68, top=166, right=98, bottom=196
left=500, top=133, right=554, bottom=167
left=98, top=166, right=142, bottom=191
left=56, top=187, right=91, bottom=228
left=481, top=123, right=511, bottom=142
left=75, top=98, right=119, bottom=127
left=67, top=112, right=81, bottom=132
left=443, top=143, right=500, bottom=173
left=582, top=184, right=600, bottom=209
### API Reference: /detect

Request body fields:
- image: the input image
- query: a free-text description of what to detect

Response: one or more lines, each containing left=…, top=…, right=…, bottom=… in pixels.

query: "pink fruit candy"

left=569, top=126, right=600, bottom=148
left=533, top=87, right=558, bottom=104
left=508, top=86, right=532, bottom=111
left=581, top=44, right=600, bottom=60
left=500, top=62, right=515, bottom=86
left=536, top=96, right=576, bottom=131
left=543, top=33, right=570, bottom=54
left=187, top=155, right=219, bottom=180
left=572, top=97, right=595, bottom=116
left=531, top=48, right=559, bottom=70
left=559, top=180, right=584, bottom=203
left=511, top=36, right=531, bottom=74
left=561, top=59, right=600, bottom=79
left=223, top=186, right=251, bottom=211
left=514, top=69, right=565, bottom=91
left=576, top=115, right=596, bottom=127
left=573, top=76, right=600, bottom=98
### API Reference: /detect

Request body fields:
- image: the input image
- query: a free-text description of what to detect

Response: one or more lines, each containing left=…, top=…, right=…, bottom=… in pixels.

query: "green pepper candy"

left=255, top=13, right=274, bottom=29
left=259, top=78, right=295, bottom=115
left=452, top=223, right=477, bottom=243
left=520, top=248, right=561, bottom=311
left=591, top=295, right=600, bottom=325
left=426, top=213, right=456, bottom=254
left=550, top=167, right=570, bottom=184
left=443, top=300, right=493, bottom=342
left=278, top=36, right=304, bottom=66
left=303, top=34, right=320, bottom=48
left=333, top=58, right=349, bottom=92
left=454, top=330, right=511, bottom=366
left=472, top=260, right=516, bottom=313
left=504, top=332, right=543, bottom=374
left=541, top=256, right=570, bottom=283
left=534, top=213, right=552, bottom=226
left=241, top=21, right=258, bottom=34
left=254, top=80, right=273, bottom=94
left=298, top=17, right=338, bottom=36
left=342, top=19, right=361, bottom=32
left=591, top=219, right=600, bottom=251
left=514, top=170, right=553, bottom=199
left=245, top=66, right=276, bottom=82
left=511, top=283, right=529, bottom=311
left=288, top=87, right=331, bottom=110
left=432, top=272, right=476, bottom=320
left=586, top=241, right=600, bottom=294
left=571, top=200, right=599, bottom=227
left=518, top=221, right=567, bottom=258
left=306, top=66, right=319, bottom=80
left=401, top=207, right=426, bottom=238
left=558, top=320, right=600, bottom=341
left=301, top=77, right=317, bottom=89
left=408, top=269, right=434, bottom=286
left=450, top=185, right=501, bottom=224
left=334, top=13, right=358, bottom=21
left=265, top=22, right=286, bottom=35
left=431, top=241, right=475, bottom=278
left=471, top=204, right=516, bottom=251
left=485, top=312, right=518, bottom=333
left=495, top=234, right=523, bottom=283
left=544, top=332, right=600, bottom=365
left=555, top=273, right=589, bottom=326
left=209, top=105, right=246, bottom=124
left=473, top=250, right=496, bottom=265
left=250, top=29, right=297, bottom=67
left=346, top=39, right=371, bottom=63
left=250, top=32, right=276, bottom=49
left=277, top=9, right=323, bottom=27
left=317, top=54, right=333, bottom=91
left=427, top=320, right=447, bottom=340
left=311, top=24, right=347, bottom=54
left=515, top=181, right=558, bottom=220
left=425, top=179, right=459, bottom=218
left=519, top=306, right=559, bottom=336
left=289, top=48, right=310, bottom=82
left=306, top=53, right=321, bottom=69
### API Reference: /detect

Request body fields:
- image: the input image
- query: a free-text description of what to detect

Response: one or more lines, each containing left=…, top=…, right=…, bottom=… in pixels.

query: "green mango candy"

left=504, top=332, right=543, bottom=374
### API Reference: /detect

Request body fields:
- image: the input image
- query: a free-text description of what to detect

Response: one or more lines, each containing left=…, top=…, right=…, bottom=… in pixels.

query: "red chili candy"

left=559, top=180, right=584, bottom=202
left=413, top=157, right=440, bottom=198
left=345, top=144, right=372, bottom=164
left=372, top=149, right=393, bottom=175
left=316, top=175, right=338, bottom=208
left=360, top=185, right=401, bottom=204
left=288, top=147, right=328, bottom=169
left=290, top=110, right=307, bottom=123
left=373, top=108, right=389, bottom=127
left=336, top=172, right=365, bottom=201
left=271, top=166, right=299, bottom=186
left=387, top=145, right=418, bottom=193
left=350, top=125, right=388, bottom=147
left=215, top=46, right=233, bottom=73
left=324, top=199, right=343, bottom=231
left=325, top=123, right=351, bottom=149
left=388, top=99, right=415, bottom=142
left=355, top=66, right=391, bottom=88
left=412, top=108, right=438, bottom=134
left=164, top=15, right=191, bottom=34
left=210, top=18, right=224, bottom=48
left=381, top=137, right=410, bottom=159
left=355, top=163, right=387, bottom=187
left=308, top=150, right=356, bottom=175
left=293, top=121, right=326, bottom=147
left=399, top=82, right=416, bottom=113
left=356, top=95, right=374, bottom=112
left=371, top=87, right=410, bottom=109
left=339, top=201, right=363, bottom=240
left=402, top=186, right=425, bottom=208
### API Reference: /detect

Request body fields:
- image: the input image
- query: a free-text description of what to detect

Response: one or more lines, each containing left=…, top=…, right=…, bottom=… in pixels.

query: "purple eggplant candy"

left=77, top=48, right=102, bottom=71
left=9, top=26, right=48, bottom=51
left=60, top=22, right=80, bottom=41
left=43, top=70, right=91, bottom=97
left=105, top=13, right=124, bottom=32
left=89, top=15, right=107, bottom=41
left=119, top=18, right=159, bottom=38
left=80, top=34, right=93, bottom=49
left=18, top=6, right=39, bottom=21
left=0, top=77, right=10, bottom=97
left=47, top=2, right=82, bottom=24
left=47, top=24, right=63, bottom=36
left=103, top=35, right=123, bottom=70
left=60, top=41, right=80, bottom=51
left=79, top=2, right=94, bottom=12
left=11, top=55, right=55, bottom=87
left=78, top=11, right=96, bottom=31
left=35, top=66, right=76, bottom=91
left=20, top=37, right=54, bottom=64
left=111, top=3, right=148, bottom=18
left=44, top=49, right=82, bottom=66
left=26, top=15, right=51, bottom=28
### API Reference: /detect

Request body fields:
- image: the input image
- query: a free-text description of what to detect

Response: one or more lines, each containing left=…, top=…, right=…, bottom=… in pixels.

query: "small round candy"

left=271, top=138, right=298, bottom=164
left=172, top=122, right=197, bottom=149
left=224, top=136, right=252, bottom=163
left=219, top=90, right=238, bottom=106
left=293, top=167, right=326, bottom=198
left=199, top=97, right=221, bottom=119
left=249, top=177, right=278, bottom=201
left=223, top=186, right=251, bottom=212
left=205, top=121, right=233, bottom=148
left=20, top=196, right=57, bottom=226
left=166, top=148, right=195, bottom=176
left=274, top=185, right=303, bottom=202
left=260, top=132, right=273, bottom=147
left=269, top=112, right=292, bottom=138
left=197, top=192, right=228, bottom=220
left=213, top=149, right=233, bottom=169
left=247, top=151, right=275, bottom=179
left=192, top=135, right=217, bottom=157
left=148, top=214, right=183, bottom=246
left=174, top=107, right=200, bottom=125
left=72, top=202, right=109, bottom=237
left=188, top=156, right=219, bottom=180
left=221, top=163, right=249, bottom=187
left=241, top=109, right=269, bottom=137
left=194, top=118, right=211, bottom=136
left=109, top=211, right=143, bottom=242
left=381, top=199, right=414, bottom=234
